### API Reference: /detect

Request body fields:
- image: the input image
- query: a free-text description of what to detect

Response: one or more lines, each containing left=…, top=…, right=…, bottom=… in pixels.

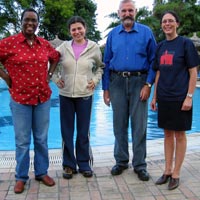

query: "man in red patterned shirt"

left=0, top=8, right=60, bottom=193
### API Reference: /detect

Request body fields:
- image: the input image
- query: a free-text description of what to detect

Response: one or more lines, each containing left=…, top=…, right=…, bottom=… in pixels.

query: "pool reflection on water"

left=0, top=79, right=200, bottom=150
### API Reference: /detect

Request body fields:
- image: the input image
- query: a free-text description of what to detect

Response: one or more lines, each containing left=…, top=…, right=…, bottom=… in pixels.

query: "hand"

left=140, top=85, right=151, bottom=101
left=87, top=80, right=95, bottom=91
left=56, top=79, right=65, bottom=88
left=0, top=70, right=12, bottom=88
left=181, top=97, right=192, bottom=111
left=150, top=98, right=157, bottom=111
left=103, top=90, right=110, bottom=106
left=4, top=74, right=12, bottom=88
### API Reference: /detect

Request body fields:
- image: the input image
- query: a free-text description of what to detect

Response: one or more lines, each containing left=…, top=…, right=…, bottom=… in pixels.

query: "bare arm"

left=150, top=71, right=160, bottom=111
left=47, top=60, right=59, bottom=82
left=181, top=67, right=197, bottom=111
left=103, top=90, right=110, bottom=106
left=0, top=68, right=12, bottom=88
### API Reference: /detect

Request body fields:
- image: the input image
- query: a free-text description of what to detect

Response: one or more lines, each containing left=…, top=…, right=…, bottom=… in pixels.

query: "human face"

left=118, top=1, right=137, bottom=28
left=70, top=22, right=86, bottom=44
left=161, top=13, right=179, bottom=39
left=21, top=11, right=38, bottom=38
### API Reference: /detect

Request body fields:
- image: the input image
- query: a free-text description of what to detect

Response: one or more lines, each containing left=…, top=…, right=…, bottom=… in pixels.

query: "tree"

left=105, top=1, right=200, bottom=42
left=39, top=0, right=74, bottom=40
left=0, top=0, right=101, bottom=42
left=72, top=0, right=101, bottom=42
left=104, top=7, right=156, bottom=37
left=0, top=0, right=41, bottom=38
left=152, top=1, right=200, bottom=41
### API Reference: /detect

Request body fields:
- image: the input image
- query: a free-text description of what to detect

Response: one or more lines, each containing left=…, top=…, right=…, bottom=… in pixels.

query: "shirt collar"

left=18, top=32, right=41, bottom=44
left=118, top=22, right=139, bottom=33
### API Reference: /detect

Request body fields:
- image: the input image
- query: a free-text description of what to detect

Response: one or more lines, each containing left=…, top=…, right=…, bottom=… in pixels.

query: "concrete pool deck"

left=0, top=80, right=200, bottom=199
left=0, top=132, right=200, bottom=200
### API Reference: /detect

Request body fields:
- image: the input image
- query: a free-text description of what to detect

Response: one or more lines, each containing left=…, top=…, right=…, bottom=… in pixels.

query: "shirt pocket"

left=74, top=75, right=89, bottom=94
left=63, top=74, right=74, bottom=94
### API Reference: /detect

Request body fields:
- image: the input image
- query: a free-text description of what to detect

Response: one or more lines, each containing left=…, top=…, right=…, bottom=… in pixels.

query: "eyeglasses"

left=162, top=19, right=176, bottom=24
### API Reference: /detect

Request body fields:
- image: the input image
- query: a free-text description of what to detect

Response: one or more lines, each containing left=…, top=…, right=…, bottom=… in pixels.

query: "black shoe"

left=134, top=169, right=149, bottom=181
left=168, top=177, right=179, bottom=190
left=80, top=170, right=93, bottom=178
left=111, top=165, right=128, bottom=176
left=63, top=167, right=77, bottom=179
left=155, top=174, right=171, bottom=185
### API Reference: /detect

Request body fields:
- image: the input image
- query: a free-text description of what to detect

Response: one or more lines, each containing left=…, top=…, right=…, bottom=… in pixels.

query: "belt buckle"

left=122, top=71, right=130, bottom=77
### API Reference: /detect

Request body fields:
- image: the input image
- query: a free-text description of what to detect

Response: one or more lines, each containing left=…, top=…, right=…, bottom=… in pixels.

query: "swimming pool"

left=0, top=79, right=200, bottom=150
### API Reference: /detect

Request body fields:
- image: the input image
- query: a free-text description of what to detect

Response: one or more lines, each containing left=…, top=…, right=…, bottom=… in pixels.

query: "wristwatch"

left=48, top=72, right=53, bottom=78
left=145, top=82, right=152, bottom=88
left=187, top=93, right=193, bottom=98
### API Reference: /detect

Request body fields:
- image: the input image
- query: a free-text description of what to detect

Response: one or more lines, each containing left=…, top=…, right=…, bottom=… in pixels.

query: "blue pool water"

left=0, top=79, right=200, bottom=150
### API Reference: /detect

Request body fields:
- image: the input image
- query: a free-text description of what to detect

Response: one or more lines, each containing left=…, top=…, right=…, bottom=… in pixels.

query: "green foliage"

left=0, top=63, right=4, bottom=69
left=39, top=0, right=74, bottom=40
left=152, top=1, right=200, bottom=41
left=105, top=13, right=119, bottom=29
left=105, top=1, right=200, bottom=43
left=0, top=0, right=21, bottom=37
left=104, top=9, right=155, bottom=35
left=0, top=0, right=101, bottom=42
left=0, top=0, right=44, bottom=38
left=72, top=0, right=101, bottom=42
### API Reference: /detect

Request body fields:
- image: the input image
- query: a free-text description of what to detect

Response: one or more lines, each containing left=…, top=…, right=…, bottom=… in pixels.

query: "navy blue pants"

left=59, top=95, right=92, bottom=171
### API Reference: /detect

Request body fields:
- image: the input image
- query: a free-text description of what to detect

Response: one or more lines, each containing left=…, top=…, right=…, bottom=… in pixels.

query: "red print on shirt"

left=160, top=50, right=174, bottom=65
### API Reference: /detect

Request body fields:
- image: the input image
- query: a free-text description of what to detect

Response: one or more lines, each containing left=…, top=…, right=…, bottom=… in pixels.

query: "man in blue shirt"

left=102, top=0, right=157, bottom=181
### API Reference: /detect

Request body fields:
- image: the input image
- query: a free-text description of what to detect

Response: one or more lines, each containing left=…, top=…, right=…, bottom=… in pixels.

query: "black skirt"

left=157, top=100, right=192, bottom=131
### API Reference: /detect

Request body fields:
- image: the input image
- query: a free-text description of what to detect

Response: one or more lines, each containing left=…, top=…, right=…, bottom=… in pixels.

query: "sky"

left=94, top=0, right=154, bottom=44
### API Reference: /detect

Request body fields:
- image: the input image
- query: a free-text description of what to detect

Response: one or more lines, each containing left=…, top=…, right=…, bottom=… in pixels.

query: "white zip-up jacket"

left=53, top=40, right=104, bottom=97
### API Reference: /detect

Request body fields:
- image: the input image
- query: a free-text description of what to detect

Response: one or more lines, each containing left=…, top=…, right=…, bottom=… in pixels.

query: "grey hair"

left=119, top=0, right=136, bottom=9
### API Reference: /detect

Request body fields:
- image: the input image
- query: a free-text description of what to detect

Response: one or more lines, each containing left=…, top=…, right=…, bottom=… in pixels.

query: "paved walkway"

left=0, top=132, right=200, bottom=200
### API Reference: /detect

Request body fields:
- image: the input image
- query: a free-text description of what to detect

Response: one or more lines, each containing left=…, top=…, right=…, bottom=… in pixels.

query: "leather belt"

left=111, top=70, right=147, bottom=77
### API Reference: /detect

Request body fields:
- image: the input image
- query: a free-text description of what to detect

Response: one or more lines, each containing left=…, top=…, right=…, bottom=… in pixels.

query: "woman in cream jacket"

left=53, top=16, right=104, bottom=179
